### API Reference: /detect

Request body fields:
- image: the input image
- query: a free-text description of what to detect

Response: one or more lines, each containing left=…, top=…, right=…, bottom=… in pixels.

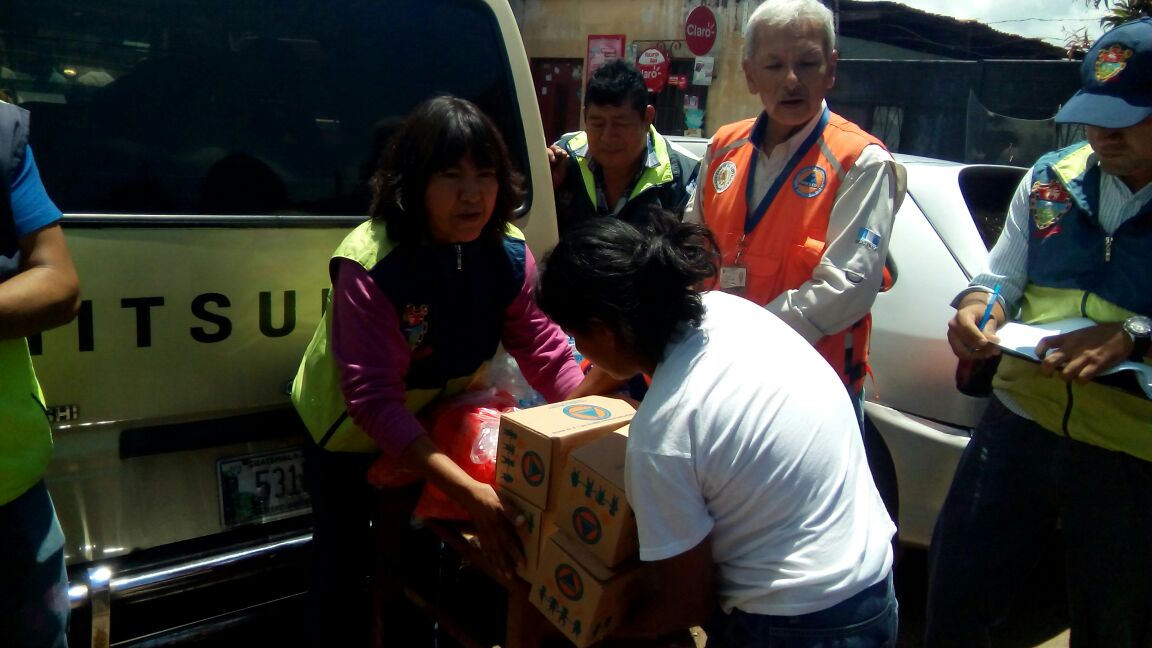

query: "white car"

left=668, top=136, right=1025, bottom=547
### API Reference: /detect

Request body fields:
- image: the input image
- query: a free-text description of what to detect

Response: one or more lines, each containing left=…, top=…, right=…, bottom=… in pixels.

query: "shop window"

left=651, top=60, right=710, bottom=137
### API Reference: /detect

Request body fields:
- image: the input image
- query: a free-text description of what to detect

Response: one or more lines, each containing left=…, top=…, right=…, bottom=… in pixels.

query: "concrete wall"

left=831, top=59, right=1080, bottom=160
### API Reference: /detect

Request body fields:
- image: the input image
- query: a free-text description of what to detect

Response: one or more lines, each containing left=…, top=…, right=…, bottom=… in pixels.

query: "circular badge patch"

left=572, top=507, right=603, bottom=545
left=792, top=165, right=827, bottom=198
left=521, top=451, right=546, bottom=487
left=555, top=563, right=585, bottom=601
left=712, top=161, right=737, bottom=193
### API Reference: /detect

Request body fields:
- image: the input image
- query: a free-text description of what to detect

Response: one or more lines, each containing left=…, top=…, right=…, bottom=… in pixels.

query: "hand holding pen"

left=946, top=284, right=1004, bottom=360
left=976, top=283, right=1002, bottom=333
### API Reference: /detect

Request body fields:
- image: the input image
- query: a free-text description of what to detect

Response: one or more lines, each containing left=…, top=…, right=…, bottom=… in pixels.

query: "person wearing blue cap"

left=927, top=17, right=1152, bottom=648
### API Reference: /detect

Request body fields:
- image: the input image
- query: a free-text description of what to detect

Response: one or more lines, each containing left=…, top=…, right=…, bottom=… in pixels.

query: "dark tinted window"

left=0, top=0, right=528, bottom=216
left=957, top=166, right=1027, bottom=250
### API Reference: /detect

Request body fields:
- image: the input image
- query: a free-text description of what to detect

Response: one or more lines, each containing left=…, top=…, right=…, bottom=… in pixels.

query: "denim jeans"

left=925, top=398, right=1152, bottom=648
left=0, top=480, right=70, bottom=648
left=706, top=573, right=897, bottom=648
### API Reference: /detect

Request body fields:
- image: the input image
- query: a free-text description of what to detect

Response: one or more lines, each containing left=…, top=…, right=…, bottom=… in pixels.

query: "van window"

left=0, top=0, right=529, bottom=216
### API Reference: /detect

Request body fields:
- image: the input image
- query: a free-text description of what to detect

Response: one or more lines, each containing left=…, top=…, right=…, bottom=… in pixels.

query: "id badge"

left=718, top=265, right=747, bottom=293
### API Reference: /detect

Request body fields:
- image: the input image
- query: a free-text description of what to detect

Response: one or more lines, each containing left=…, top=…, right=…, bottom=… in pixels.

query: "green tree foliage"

left=1087, top=0, right=1152, bottom=28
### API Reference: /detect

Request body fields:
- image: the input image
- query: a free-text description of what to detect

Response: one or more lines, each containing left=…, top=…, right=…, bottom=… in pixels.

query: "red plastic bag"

left=366, top=389, right=518, bottom=520
left=414, top=389, right=518, bottom=521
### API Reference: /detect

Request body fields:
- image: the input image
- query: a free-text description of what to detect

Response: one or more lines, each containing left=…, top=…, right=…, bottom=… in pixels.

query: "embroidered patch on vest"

left=792, top=165, right=827, bottom=198
left=1029, top=180, right=1072, bottom=234
left=712, top=161, right=737, bottom=193
left=1095, top=45, right=1132, bottom=83
left=401, top=303, right=430, bottom=352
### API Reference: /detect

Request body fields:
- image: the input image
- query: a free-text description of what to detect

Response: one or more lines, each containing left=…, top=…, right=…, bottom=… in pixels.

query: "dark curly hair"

left=368, top=95, right=525, bottom=244
left=538, top=209, right=719, bottom=366
left=585, top=59, right=650, bottom=116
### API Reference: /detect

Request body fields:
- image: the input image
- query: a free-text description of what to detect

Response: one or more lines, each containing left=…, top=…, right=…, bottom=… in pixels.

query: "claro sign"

left=685, top=5, right=718, bottom=56
left=636, top=48, right=670, bottom=92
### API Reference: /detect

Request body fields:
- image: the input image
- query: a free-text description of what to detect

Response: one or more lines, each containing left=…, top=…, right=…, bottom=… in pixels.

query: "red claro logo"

left=636, top=48, right=670, bottom=92
left=685, top=5, right=718, bottom=56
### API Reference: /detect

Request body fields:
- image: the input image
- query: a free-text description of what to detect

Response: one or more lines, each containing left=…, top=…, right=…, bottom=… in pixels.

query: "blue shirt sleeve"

left=10, top=146, right=62, bottom=237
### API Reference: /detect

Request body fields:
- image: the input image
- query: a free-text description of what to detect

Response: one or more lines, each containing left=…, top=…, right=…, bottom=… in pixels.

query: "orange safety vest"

left=700, top=110, right=883, bottom=393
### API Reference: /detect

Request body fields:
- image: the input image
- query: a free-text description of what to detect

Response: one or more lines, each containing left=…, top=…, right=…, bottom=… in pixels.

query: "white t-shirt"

left=625, top=291, right=895, bottom=616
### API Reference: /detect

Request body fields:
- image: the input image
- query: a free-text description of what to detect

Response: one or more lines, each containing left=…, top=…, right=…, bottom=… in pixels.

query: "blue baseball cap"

left=1055, top=17, right=1152, bottom=128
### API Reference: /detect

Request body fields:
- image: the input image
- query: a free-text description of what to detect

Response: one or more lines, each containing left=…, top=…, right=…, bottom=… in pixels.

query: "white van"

left=0, top=0, right=555, bottom=643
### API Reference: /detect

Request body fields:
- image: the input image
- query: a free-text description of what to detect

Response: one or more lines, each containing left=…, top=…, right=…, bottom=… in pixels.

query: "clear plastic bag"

left=485, top=348, right=546, bottom=408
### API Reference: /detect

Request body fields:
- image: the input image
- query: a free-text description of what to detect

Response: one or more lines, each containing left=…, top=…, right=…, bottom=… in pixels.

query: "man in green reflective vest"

left=0, top=101, right=81, bottom=648
left=928, top=18, right=1152, bottom=648
left=548, top=59, right=699, bottom=236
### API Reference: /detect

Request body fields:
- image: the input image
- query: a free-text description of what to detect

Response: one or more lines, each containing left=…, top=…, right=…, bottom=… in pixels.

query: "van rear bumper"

left=68, top=531, right=311, bottom=648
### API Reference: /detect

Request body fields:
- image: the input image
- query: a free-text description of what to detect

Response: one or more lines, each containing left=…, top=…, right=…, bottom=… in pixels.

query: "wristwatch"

left=1123, top=315, right=1152, bottom=361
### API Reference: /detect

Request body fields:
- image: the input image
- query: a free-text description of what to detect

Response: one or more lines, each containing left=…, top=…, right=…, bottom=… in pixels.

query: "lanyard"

left=744, top=107, right=829, bottom=236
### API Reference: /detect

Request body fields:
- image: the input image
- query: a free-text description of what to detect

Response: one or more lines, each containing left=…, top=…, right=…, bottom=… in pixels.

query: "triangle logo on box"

left=573, top=507, right=602, bottom=544
left=563, top=404, right=611, bottom=420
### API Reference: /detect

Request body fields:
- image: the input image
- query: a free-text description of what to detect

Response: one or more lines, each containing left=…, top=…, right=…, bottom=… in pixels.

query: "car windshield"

left=1, top=0, right=528, bottom=217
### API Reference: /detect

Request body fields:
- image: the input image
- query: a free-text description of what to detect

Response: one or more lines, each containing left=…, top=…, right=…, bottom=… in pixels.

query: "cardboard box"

left=497, top=396, right=634, bottom=510
left=554, top=427, right=637, bottom=568
left=498, top=487, right=555, bottom=581
left=528, top=533, right=642, bottom=648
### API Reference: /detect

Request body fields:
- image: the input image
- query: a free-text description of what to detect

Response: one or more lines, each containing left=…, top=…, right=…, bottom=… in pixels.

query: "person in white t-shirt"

left=536, top=211, right=897, bottom=646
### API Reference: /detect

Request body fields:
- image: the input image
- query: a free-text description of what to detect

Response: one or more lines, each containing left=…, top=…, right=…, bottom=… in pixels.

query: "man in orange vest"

left=685, top=0, right=905, bottom=419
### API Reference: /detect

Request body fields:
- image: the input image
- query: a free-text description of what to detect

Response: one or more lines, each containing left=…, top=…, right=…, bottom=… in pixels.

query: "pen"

left=977, top=283, right=1002, bottom=332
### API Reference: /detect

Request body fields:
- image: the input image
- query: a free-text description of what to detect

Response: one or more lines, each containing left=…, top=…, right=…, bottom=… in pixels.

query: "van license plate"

left=218, top=448, right=311, bottom=528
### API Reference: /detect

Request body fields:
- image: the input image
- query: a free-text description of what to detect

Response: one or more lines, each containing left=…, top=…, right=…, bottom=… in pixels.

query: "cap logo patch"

left=713, top=160, right=737, bottom=193
left=1094, top=45, right=1133, bottom=83
left=1030, top=180, right=1072, bottom=233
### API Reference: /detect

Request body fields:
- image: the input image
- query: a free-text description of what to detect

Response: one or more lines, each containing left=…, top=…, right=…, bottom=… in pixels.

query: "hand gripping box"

left=497, top=487, right=555, bottom=581
left=496, top=396, right=634, bottom=510
left=528, top=533, right=641, bottom=648
left=554, top=427, right=637, bottom=569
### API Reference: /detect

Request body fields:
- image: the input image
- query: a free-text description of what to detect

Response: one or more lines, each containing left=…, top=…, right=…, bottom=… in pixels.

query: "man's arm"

left=611, top=536, right=716, bottom=639
left=766, top=145, right=904, bottom=343
left=620, top=445, right=716, bottom=638
left=681, top=143, right=713, bottom=225
left=0, top=223, right=79, bottom=338
left=947, top=172, right=1033, bottom=360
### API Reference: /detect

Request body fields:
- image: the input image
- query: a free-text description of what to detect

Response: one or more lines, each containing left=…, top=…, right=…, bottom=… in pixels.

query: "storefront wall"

left=519, top=0, right=763, bottom=138
left=517, top=1, right=1080, bottom=162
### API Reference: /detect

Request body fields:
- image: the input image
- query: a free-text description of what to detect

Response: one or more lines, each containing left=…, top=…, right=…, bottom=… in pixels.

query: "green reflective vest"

left=0, top=101, right=53, bottom=505
left=292, top=219, right=525, bottom=453
left=0, top=337, right=53, bottom=504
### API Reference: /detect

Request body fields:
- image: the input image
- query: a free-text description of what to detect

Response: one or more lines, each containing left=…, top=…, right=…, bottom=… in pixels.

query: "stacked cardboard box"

left=531, top=532, right=641, bottom=647
left=495, top=396, right=634, bottom=580
left=528, top=426, right=644, bottom=646
left=552, top=429, right=637, bottom=568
